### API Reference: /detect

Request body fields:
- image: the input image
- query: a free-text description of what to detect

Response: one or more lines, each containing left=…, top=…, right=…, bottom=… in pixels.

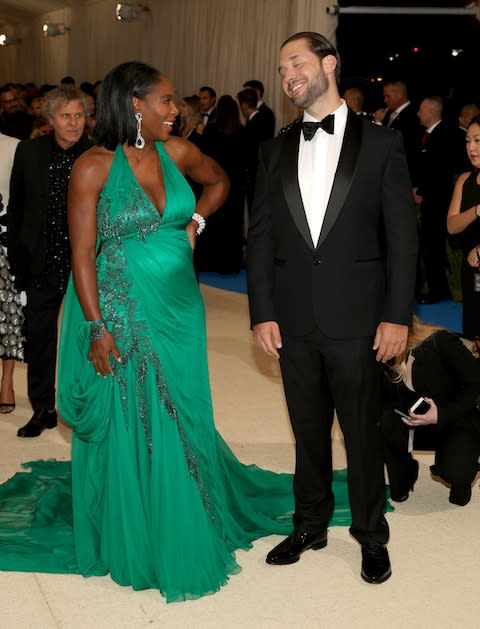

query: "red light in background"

left=412, top=47, right=421, bottom=53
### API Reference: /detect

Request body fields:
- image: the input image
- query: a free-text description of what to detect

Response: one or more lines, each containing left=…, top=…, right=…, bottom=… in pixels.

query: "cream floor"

left=0, top=285, right=479, bottom=629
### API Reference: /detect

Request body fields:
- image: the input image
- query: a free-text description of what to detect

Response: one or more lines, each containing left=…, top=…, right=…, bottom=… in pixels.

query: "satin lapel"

left=280, top=123, right=314, bottom=249
left=317, top=110, right=362, bottom=249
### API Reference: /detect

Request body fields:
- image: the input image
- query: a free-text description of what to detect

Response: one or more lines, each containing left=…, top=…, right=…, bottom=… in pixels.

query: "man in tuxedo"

left=413, top=96, right=466, bottom=303
left=374, top=79, right=419, bottom=177
left=7, top=85, right=91, bottom=437
left=343, top=86, right=373, bottom=121
left=243, top=80, right=276, bottom=138
left=238, top=87, right=273, bottom=209
left=247, top=32, right=418, bottom=584
left=198, top=86, right=217, bottom=127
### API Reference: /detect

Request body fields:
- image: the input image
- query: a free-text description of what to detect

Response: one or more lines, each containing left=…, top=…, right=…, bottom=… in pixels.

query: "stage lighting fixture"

left=115, top=3, right=150, bottom=21
left=43, top=23, right=69, bottom=37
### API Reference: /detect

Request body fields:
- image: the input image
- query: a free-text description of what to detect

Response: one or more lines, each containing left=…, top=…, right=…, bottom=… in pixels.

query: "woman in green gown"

left=0, top=62, right=355, bottom=603
left=60, top=61, right=298, bottom=602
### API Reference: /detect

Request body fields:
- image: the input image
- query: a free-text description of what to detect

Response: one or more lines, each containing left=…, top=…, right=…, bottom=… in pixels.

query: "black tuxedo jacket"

left=247, top=110, right=418, bottom=339
left=414, top=121, right=466, bottom=205
left=256, top=103, right=275, bottom=139
left=7, top=132, right=91, bottom=289
left=385, top=103, right=420, bottom=176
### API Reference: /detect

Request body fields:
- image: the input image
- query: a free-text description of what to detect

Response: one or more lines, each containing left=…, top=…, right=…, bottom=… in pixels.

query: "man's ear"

left=322, top=54, right=337, bottom=77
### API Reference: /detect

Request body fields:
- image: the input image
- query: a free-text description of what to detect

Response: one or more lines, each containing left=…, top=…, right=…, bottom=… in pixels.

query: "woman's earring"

left=135, top=112, right=145, bottom=149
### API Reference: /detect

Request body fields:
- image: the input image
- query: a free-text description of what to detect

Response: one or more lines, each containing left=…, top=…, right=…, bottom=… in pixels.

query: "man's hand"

left=373, top=107, right=388, bottom=124
left=373, top=322, right=408, bottom=363
left=253, top=321, right=282, bottom=358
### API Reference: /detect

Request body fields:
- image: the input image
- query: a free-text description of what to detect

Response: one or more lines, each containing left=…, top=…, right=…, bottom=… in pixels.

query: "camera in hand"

left=409, top=397, right=431, bottom=415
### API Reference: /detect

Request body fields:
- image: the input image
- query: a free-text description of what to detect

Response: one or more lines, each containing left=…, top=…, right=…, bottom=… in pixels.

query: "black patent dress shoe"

left=389, top=459, right=419, bottom=503
left=266, top=530, right=328, bottom=565
left=361, top=543, right=391, bottom=584
left=17, top=409, right=57, bottom=438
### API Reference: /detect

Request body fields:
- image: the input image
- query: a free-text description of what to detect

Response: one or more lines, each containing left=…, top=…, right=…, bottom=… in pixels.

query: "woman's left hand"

left=403, top=397, right=438, bottom=426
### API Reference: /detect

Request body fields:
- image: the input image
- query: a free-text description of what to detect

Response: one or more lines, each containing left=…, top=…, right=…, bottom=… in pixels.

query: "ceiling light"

left=115, top=3, right=150, bottom=21
left=43, top=23, right=69, bottom=37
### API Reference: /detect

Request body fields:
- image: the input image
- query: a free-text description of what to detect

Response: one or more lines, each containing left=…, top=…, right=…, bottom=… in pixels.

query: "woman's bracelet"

left=192, top=212, right=206, bottom=235
left=89, top=319, right=107, bottom=341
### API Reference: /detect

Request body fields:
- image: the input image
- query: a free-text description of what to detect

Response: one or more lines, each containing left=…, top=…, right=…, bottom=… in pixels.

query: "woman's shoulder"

left=72, top=145, right=115, bottom=188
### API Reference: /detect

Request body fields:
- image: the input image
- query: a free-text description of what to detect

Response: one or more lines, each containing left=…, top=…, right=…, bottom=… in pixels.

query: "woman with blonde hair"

left=178, top=94, right=204, bottom=142
left=381, top=316, right=480, bottom=506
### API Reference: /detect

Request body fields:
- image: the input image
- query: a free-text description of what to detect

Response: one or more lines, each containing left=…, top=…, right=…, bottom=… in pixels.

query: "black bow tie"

left=302, top=115, right=335, bottom=140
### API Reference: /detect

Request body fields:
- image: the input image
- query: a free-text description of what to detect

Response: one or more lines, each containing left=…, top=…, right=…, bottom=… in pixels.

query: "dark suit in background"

left=414, top=121, right=465, bottom=300
left=383, top=103, right=420, bottom=178
left=7, top=132, right=91, bottom=426
left=256, top=102, right=275, bottom=138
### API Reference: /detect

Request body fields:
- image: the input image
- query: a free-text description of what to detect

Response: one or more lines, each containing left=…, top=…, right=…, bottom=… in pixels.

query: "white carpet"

left=0, top=285, right=479, bottom=629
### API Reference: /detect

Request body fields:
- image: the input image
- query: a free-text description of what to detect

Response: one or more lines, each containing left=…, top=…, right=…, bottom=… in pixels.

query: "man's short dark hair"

left=281, top=31, right=341, bottom=83
left=237, top=88, right=258, bottom=109
left=199, top=86, right=216, bottom=99
left=243, top=80, right=264, bottom=97
left=60, top=76, right=75, bottom=85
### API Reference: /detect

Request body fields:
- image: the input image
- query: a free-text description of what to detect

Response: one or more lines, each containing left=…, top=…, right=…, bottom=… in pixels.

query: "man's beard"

left=291, top=71, right=329, bottom=109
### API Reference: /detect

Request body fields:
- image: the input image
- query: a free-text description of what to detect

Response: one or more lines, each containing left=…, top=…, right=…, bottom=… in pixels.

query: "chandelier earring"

left=134, top=112, right=145, bottom=149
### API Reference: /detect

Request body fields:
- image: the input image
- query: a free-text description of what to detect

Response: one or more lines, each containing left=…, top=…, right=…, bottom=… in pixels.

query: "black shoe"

left=361, top=543, right=391, bottom=584
left=17, top=409, right=57, bottom=438
left=449, top=484, right=472, bottom=506
left=389, top=459, right=419, bottom=503
left=266, top=529, right=328, bottom=565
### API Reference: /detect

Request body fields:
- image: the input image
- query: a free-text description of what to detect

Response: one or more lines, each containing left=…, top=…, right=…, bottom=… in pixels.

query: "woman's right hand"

left=467, top=245, right=480, bottom=268
left=88, top=332, right=121, bottom=376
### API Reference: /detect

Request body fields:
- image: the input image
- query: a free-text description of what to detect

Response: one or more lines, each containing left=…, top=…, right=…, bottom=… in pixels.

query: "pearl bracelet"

left=192, top=212, right=206, bottom=235
left=89, top=319, right=107, bottom=341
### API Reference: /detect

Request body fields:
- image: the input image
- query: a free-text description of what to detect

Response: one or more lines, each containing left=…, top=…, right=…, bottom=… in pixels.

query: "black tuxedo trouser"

left=279, top=328, right=389, bottom=545
left=24, top=274, right=64, bottom=412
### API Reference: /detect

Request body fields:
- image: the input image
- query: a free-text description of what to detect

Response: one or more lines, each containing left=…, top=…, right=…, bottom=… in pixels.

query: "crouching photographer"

left=381, top=317, right=480, bottom=506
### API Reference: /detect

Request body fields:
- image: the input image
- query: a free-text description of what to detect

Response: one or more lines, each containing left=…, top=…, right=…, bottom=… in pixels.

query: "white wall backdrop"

left=0, top=0, right=337, bottom=126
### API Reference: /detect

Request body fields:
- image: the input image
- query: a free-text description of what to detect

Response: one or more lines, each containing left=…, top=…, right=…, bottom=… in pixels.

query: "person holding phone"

left=381, top=316, right=480, bottom=506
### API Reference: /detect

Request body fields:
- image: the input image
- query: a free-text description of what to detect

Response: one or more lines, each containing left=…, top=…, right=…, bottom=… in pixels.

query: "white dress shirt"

left=298, top=100, right=348, bottom=247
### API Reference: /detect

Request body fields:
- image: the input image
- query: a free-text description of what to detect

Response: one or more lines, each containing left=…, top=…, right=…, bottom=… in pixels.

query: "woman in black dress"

left=447, top=115, right=480, bottom=350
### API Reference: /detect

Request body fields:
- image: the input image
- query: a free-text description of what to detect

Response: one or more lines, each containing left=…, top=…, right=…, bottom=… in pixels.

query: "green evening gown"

left=0, top=143, right=374, bottom=603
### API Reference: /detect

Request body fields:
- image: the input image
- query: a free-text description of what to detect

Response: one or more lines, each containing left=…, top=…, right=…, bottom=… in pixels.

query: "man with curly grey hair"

left=7, top=85, right=91, bottom=437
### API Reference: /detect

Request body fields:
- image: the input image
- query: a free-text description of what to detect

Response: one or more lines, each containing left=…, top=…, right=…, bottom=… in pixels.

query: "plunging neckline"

left=121, top=143, right=168, bottom=219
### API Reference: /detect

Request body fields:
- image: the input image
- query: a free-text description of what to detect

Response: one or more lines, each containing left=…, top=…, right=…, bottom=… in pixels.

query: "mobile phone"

left=409, top=397, right=431, bottom=415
